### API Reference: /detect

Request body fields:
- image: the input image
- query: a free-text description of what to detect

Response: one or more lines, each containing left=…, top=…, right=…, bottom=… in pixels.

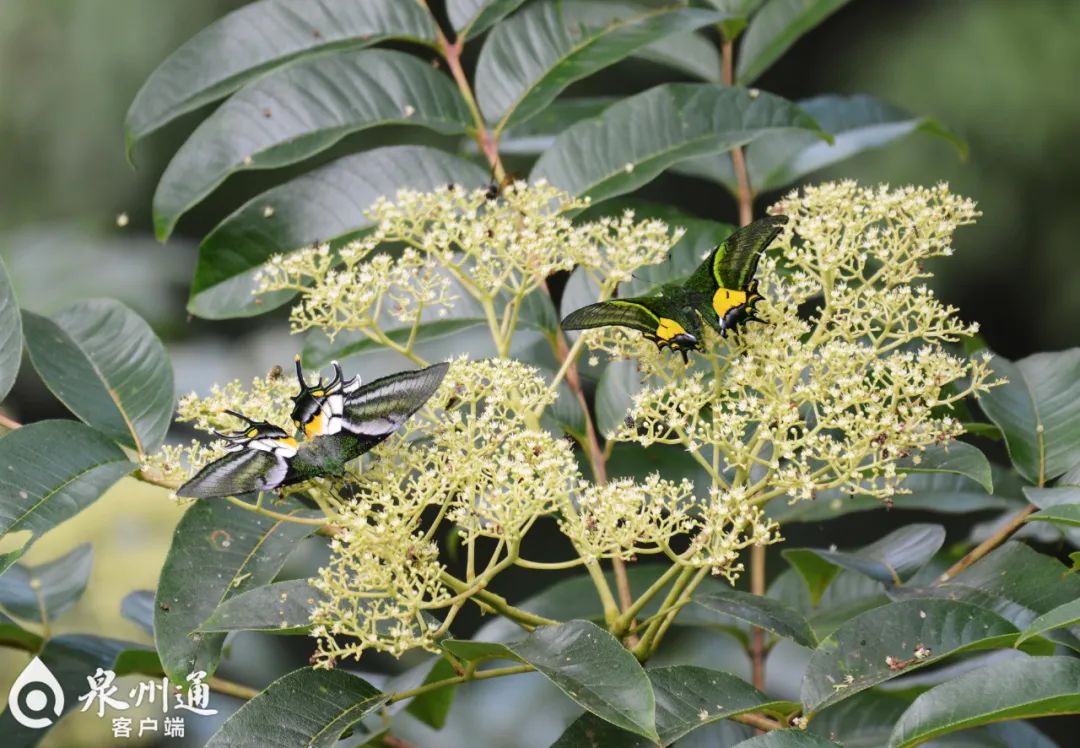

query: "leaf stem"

left=439, top=572, right=558, bottom=629
left=222, top=496, right=328, bottom=527
left=936, top=503, right=1035, bottom=583
left=387, top=663, right=533, bottom=705
left=722, top=38, right=754, bottom=226
left=0, top=412, right=21, bottom=431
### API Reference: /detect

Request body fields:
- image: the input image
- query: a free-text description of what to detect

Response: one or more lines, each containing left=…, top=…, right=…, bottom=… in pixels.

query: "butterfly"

left=560, top=215, right=788, bottom=363
left=176, top=359, right=449, bottom=498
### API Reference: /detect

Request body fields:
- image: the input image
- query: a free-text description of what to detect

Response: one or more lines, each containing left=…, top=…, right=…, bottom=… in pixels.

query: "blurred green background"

left=1, top=0, right=1078, bottom=745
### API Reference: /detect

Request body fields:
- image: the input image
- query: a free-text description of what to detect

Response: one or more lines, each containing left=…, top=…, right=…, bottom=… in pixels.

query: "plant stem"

left=440, top=573, right=558, bottom=629
left=387, top=663, right=533, bottom=705
left=734, top=712, right=785, bottom=732
left=434, top=28, right=505, bottom=182
left=223, top=495, right=329, bottom=527
left=936, top=504, right=1036, bottom=583
left=0, top=412, right=21, bottom=430
left=750, top=544, right=767, bottom=689
left=721, top=38, right=754, bottom=227
left=207, top=675, right=260, bottom=701
left=613, top=562, right=683, bottom=636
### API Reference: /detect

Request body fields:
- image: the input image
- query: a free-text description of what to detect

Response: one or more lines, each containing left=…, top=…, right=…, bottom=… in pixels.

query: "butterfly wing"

left=707, top=215, right=788, bottom=290
left=176, top=447, right=291, bottom=499
left=561, top=298, right=664, bottom=335
left=338, top=362, right=449, bottom=439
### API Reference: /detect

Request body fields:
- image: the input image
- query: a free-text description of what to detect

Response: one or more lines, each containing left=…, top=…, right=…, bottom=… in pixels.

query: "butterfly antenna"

left=325, top=360, right=343, bottom=390
left=294, top=355, right=308, bottom=387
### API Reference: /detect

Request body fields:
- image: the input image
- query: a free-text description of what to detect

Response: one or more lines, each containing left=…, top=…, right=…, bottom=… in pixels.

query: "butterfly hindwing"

left=709, top=215, right=788, bottom=290
left=176, top=447, right=291, bottom=499
left=560, top=298, right=663, bottom=335
left=339, top=362, right=449, bottom=438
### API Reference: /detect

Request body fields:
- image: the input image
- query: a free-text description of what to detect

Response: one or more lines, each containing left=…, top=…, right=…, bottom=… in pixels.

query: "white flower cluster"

left=613, top=182, right=994, bottom=504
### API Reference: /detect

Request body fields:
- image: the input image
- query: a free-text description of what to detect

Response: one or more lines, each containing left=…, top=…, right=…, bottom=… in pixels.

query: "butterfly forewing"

left=340, top=362, right=449, bottom=437
left=711, top=215, right=788, bottom=290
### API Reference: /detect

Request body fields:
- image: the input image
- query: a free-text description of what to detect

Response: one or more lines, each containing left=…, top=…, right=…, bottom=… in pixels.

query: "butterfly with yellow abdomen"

left=560, top=215, right=787, bottom=362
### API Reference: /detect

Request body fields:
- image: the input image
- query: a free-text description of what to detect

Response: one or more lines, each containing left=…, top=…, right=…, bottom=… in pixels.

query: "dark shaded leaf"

left=198, top=578, right=325, bottom=634
left=448, top=0, right=528, bottom=40
left=694, top=589, right=816, bottom=648
left=0, top=635, right=145, bottom=747
left=897, top=443, right=992, bottom=493
left=0, top=257, right=20, bottom=401
left=405, top=657, right=458, bottom=729
left=1016, top=597, right=1080, bottom=646
left=735, top=0, right=852, bottom=83
left=191, top=146, right=486, bottom=319
left=0, top=421, right=133, bottom=558
left=889, top=656, right=1080, bottom=748
left=154, top=497, right=319, bottom=683
left=978, top=349, right=1080, bottom=485
left=126, top=0, right=437, bottom=148
left=22, top=300, right=174, bottom=452
left=532, top=83, right=824, bottom=203
left=509, top=620, right=657, bottom=740
left=120, top=590, right=155, bottom=636
left=476, top=2, right=724, bottom=131
left=785, top=524, right=946, bottom=589
left=595, top=360, right=642, bottom=439
left=0, top=544, right=93, bottom=623
left=801, top=599, right=1022, bottom=713
left=734, top=730, right=843, bottom=747
left=0, top=612, right=42, bottom=653
left=204, top=667, right=386, bottom=748
left=153, top=50, right=471, bottom=239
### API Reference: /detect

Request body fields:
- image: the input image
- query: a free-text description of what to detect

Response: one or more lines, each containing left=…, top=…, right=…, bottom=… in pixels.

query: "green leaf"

left=0, top=420, right=133, bottom=554
left=448, top=0, right=528, bottom=40
left=0, top=544, right=93, bottom=623
left=771, top=472, right=1010, bottom=524
left=476, top=2, right=725, bottom=132
left=154, top=496, right=318, bottom=683
left=694, top=589, right=816, bottom=648
left=735, top=731, right=843, bottom=747
left=0, top=257, right=20, bottom=401
left=781, top=549, right=842, bottom=607
left=806, top=689, right=911, bottom=748
left=1028, top=504, right=1080, bottom=528
left=120, top=590, right=154, bottom=636
left=676, top=94, right=966, bottom=195
left=801, top=598, right=1021, bottom=713
left=404, top=657, right=458, bottom=729
left=125, top=0, right=436, bottom=149
left=22, top=300, right=174, bottom=452
left=509, top=620, right=657, bottom=740
left=190, top=146, right=486, bottom=319
left=0, top=611, right=42, bottom=652
left=554, top=665, right=793, bottom=746
left=441, top=638, right=518, bottom=663
left=198, top=578, right=325, bottom=634
left=888, top=656, right=1080, bottom=748
left=735, top=0, right=852, bottom=84
left=596, top=359, right=642, bottom=439
left=495, top=97, right=618, bottom=154
left=205, top=667, right=387, bottom=748
left=0, top=635, right=146, bottom=747
left=978, top=348, right=1080, bottom=485
left=153, top=50, right=471, bottom=240
left=532, top=83, right=824, bottom=203
left=1016, top=597, right=1080, bottom=646
left=785, top=524, right=946, bottom=590
left=896, top=442, right=993, bottom=493
left=705, top=0, right=765, bottom=41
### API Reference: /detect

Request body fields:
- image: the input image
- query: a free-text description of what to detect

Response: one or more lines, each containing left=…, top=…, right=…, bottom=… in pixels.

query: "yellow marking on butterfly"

left=276, top=436, right=299, bottom=449
left=312, top=389, right=324, bottom=397
left=246, top=428, right=259, bottom=438
left=303, top=412, right=324, bottom=439
left=656, top=317, right=687, bottom=341
left=712, top=287, right=748, bottom=318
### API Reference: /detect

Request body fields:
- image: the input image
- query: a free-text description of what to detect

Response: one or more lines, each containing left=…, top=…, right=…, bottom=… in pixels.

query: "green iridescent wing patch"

left=340, top=362, right=449, bottom=437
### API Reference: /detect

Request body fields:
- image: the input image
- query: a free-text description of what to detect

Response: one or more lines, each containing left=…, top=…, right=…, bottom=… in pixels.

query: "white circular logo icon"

left=7, top=656, right=65, bottom=729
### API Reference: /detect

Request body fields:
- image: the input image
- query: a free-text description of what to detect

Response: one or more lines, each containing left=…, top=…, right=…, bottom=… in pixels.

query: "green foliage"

left=4, top=2, right=1079, bottom=746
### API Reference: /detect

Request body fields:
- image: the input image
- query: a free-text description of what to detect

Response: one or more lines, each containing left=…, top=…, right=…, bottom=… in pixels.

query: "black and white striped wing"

left=339, top=362, right=449, bottom=438
left=176, top=447, right=290, bottom=499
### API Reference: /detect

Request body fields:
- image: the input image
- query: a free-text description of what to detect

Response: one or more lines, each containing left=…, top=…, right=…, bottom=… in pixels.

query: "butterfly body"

left=561, top=215, right=785, bottom=360
left=176, top=360, right=448, bottom=499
